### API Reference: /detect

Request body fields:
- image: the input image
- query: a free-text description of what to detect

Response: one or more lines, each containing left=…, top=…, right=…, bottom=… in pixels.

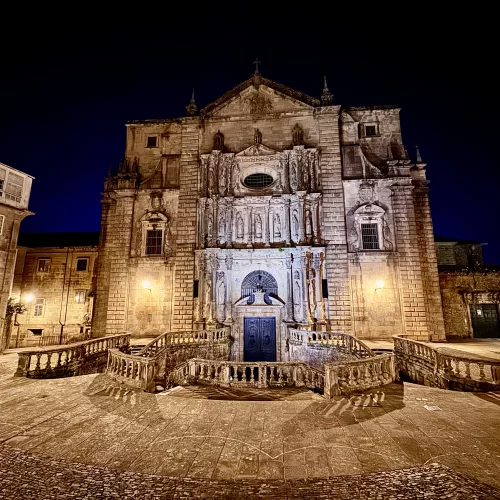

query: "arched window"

left=241, top=270, right=278, bottom=304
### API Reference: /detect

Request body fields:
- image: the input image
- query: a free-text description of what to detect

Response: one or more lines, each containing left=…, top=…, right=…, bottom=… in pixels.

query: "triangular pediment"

left=201, top=75, right=321, bottom=118
left=236, top=143, right=277, bottom=157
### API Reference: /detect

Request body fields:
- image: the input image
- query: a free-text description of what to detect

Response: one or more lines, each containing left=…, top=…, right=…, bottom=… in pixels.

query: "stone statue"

left=294, top=280, right=302, bottom=318
left=236, top=214, right=244, bottom=238
left=213, top=130, right=224, bottom=151
left=207, top=213, right=213, bottom=238
left=292, top=210, right=299, bottom=240
left=292, top=123, right=303, bottom=146
left=305, top=210, right=312, bottom=236
left=255, top=214, right=262, bottom=238
left=273, top=213, right=282, bottom=239
left=216, top=272, right=226, bottom=320
left=204, top=278, right=212, bottom=319
left=218, top=216, right=226, bottom=238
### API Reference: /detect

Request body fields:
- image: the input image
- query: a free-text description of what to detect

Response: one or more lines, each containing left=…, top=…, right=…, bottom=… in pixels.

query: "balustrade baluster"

left=465, top=362, right=472, bottom=379
left=478, top=363, right=486, bottom=382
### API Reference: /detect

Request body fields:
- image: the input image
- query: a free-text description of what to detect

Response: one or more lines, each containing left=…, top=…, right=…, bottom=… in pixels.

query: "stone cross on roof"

left=253, top=58, right=261, bottom=74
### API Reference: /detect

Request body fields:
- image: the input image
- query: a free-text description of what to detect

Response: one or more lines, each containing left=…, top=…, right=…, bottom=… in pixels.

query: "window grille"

left=34, top=298, right=45, bottom=317
left=241, top=270, right=278, bottom=298
left=147, top=136, right=158, bottom=148
left=361, top=223, right=379, bottom=250
left=37, top=258, right=50, bottom=272
left=76, top=258, right=88, bottom=271
left=244, top=173, right=274, bottom=188
left=146, top=229, right=163, bottom=255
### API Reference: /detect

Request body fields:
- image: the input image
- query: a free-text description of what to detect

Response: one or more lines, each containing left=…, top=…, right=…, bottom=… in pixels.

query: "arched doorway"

left=241, top=270, right=278, bottom=362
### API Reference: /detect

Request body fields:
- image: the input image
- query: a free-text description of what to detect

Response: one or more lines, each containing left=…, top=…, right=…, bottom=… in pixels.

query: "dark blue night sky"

left=1, top=16, right=498, bottom=261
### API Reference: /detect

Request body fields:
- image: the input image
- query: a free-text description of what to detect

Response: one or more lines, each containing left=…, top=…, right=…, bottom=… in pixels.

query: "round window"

left=243, top=173, right=274, bottom=188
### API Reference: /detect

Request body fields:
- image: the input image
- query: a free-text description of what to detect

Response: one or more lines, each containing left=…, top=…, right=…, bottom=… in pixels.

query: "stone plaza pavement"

left=1, top=352, right=500, bottom=499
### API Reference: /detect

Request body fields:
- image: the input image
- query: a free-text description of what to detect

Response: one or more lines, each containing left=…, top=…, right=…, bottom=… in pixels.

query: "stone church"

left=86, top=68, right=447, bottom=362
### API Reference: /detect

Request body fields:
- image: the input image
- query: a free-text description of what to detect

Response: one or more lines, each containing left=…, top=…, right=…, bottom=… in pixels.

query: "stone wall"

left=439, top=269, right=500, bottom=339
left=10, top=246, right=97, bottom=346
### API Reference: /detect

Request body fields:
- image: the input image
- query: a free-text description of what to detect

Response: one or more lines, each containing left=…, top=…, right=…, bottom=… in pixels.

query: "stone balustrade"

left=107, top=348, right=157, bottom=392
left=138, top=327, right=230, bottom=358
left=324, top=354, right=395, bottom=397
left=15, top=333, right=131, bottom=378
left=173, top=359, right=325, bottom=390
left=394, top=335, right=500, bottom=391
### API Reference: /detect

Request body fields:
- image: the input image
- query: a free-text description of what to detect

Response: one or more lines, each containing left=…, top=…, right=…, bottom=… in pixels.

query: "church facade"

left=91, top=71, right=447, bottom=361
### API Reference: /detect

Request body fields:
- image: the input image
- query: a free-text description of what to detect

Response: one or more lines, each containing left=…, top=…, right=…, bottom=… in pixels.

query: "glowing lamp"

left=375, top=280, right=384, bottom=290
left=25, top=293, right=34, bottom=303
left=142, top=280, right=151, bottom=290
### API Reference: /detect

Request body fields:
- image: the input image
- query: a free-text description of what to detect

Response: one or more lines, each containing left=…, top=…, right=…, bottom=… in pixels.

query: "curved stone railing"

left=107, top=348, right=157, bottom=391
left=106, top=328, right=232, bottom=392
left=287, top=329, right=375, bottom=360
left=324, top=354, right=394, bottom=397
left=394, top=335, right=500, bottom=391
left=138, top=327, right=230, bottom=358
left=172, top=359, right=325, bottom=391
left=15, top=333, right=131, bottom=378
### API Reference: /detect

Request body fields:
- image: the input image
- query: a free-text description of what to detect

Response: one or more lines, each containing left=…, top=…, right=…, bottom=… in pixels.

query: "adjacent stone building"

left=9, top=233, right=98, bottom=347
left=436, top=238, right=500, bottom=339
left=88, top=70, right=447, bottom=361
left=0, top=161, right=33, bottom=351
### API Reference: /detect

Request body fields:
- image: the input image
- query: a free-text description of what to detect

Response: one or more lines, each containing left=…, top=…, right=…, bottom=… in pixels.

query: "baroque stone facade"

left=88, top=71, right=447, bottom=354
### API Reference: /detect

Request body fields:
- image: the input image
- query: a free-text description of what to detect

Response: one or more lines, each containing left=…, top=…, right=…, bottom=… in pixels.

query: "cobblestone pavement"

left=1, top=352, right=500, bottom=498
left=1, top=443, right=499, bottom=499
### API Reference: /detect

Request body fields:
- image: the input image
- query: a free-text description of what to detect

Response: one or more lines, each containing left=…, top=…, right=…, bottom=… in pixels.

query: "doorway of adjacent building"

left=470, top=304, right=500, bottom=338
left=244, top=317, right=276, bottom=362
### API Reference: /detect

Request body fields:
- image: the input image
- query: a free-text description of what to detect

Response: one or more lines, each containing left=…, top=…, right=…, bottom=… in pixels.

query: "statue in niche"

left=294, top=270, right=300, bottom=280
left=216, top=272, right=226, bottom=319
left=290, top=162, right=298, bottom=190
left=219, top=160, right=226, bottom=195
left=218, top=216, right=226, bottom=237
left=255, top=214, right=263, bottom=238
left=292, top=210, right=299, bottom=240
left=233, top=162, right=240, bottom=188
left=213, top=130, right=224, bottom=151
left=208, top=159, right=216, bottom=195
left=276, top=172, right=283, bottom=190
left=254, top=128, right=262, bottom=145
left=204, top=277, right=212, bottom=319
left=273, top=213, right=282, bottom=239
left=292, top=123, right=304, bottom=146
left=305, top=210, right=312, bottom=236
left=236, top=213, right=244, bottom=238
left=294, top=280, right=302, bottom=318
left=207, top=213, right=213, bottom=238
left=309, top=269, right=317, bottom=316
left=302, top=164, right=309, bottom=190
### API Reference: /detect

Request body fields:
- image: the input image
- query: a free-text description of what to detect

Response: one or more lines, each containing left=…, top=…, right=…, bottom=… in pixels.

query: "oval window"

left=244, top=173, right=274, bottom=188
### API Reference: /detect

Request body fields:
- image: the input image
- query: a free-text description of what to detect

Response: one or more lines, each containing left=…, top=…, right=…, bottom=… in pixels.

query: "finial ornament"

left=186, top=88, right=197, bottom=116
left=321, top=76, right=334, bottom=106
left=254, top=128, right=262, bottom=145
left=416, top=145, right=423, bottom=163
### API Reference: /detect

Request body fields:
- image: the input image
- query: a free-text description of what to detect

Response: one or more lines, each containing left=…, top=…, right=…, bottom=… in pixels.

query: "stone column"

left=284, top=196, right=291, bottom=246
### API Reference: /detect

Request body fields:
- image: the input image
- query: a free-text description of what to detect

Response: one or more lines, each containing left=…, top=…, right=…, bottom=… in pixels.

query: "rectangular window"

left=75, top=290, right=87, bottom=304
left=0, top=167, right=5, bottom=197
left=5, top=172, right=24, bottom=202
left=37, top=258, right=50, bottom=273
left=0, top=215, right=4, bottom=235
left=33, top=298, right=45, bottom=317
left=365, top=125, right=377, bottom=137
left=147, top=136, right=158, bottom=148
left=361, top=223, right=379, bottom=250
left=146, top=229, right=163, bottom=255
left=76, top=258, right=89, bottom=271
